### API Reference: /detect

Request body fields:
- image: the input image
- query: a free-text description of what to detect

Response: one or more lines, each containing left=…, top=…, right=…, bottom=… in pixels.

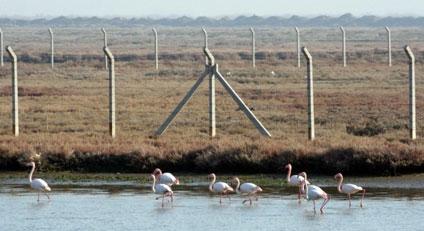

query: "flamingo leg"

left=298, top=185, right=301, bottom=203
left=37, top=192, right=40, bottom=202
left=162, top=194, right=165, bottom=207
left=227, top=193, right=231, bottom=202
left=170, top=192, right=174, bottom=203
left=313, top=200, right=316, bottom=214
left=360, top=189, right=366, bottom=208
left=348, top=194, right=351, bottom=208
left=243, top=193, right=253, bottom=205
left=219, top=194, right=222, bottom=204
left=320, top=195, right=330, bottom=214
left=44, top=191, right=50, bottom=200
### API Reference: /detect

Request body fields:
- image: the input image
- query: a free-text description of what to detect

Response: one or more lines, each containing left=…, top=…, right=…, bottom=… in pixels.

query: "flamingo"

left=27, top=161, right=51, bottom=202
left=152, top=168, right=180, bottom=186
left=208, top=173, right=234, bottom=204
left=334, top=173, right=365, bottom=208
left=299, top=172, right=330, bottom=214
left=150, top=174, right=174, bottom=207
left=285, top=163, right=309, bottom=202
left=232, top=177, right=263, bottom=205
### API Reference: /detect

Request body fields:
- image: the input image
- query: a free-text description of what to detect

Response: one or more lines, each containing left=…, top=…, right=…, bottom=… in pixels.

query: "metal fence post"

left=101, top=28, right=108, bottom=69
left=386, top=26, right=392, bottom=67
left=340, top=26, right=346, bottom=67
left=250, top=27, right=255, bottom=68
left=152, top=28, right=158, bottom=70
left=6, top=46, right=19, bottom=136
left=295, top=27, right=300, bottom=68
left=103, top=47, right=115, bottom=138
left=302, top=47, right=314, bottom=140
left=48, top=28, right=54, bottom=69
left=404, top=45, right=416, bottom=140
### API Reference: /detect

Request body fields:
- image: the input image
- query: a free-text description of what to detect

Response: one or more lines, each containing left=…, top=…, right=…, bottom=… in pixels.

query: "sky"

left=0, top=0, right=422, bottom=18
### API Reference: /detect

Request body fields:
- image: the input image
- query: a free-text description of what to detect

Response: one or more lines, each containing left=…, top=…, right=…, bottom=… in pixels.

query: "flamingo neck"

left=304, top=183, right=308, bottom=199
left=337, top=177, right=343, bottom=193
left=209, top=175, right=216, bottom=192
left=29, top=162, right=35, bottom=183
left=286, top=166, right=292, bottom=183
left=303, top=176, right=309, bottom=199
left=235, top=178, right=240, bottom=194
left=151, top=176, right=156, bottom=193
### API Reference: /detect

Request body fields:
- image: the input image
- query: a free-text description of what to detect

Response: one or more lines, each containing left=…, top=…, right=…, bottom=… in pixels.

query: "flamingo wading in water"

left=334, top=173, right=365, bottom=208
left=27, top=161, right=51, bottom=202
left=153, top=168, right=180, bottom=186
left=150, top=174, right=174, bottom=207
left=208, top=173, right=234, bottom=204
left=232, top=177, right=263, bottom=205
left=285, top=163, right=309, bottom=202
left=300, top=172, right=330, bottom=214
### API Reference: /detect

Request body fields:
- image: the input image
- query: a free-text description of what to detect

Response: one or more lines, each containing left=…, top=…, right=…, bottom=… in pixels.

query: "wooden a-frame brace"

left=155, top=47, right=271, bottom=137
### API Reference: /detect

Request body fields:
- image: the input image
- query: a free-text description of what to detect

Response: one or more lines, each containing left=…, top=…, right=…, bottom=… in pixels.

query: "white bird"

left=233, top=177, right=262, bottom=205
left=208, top=173, right=234, bottom=204
left=334, top=173, right=365, bottom=208
left=150, top=174, right=174, bottom=207
left=285, top=163, right=309, bottom=202
left=27, top=161, right=51, bottom=202
left=152, top=168, right=179, bottom=186
left=270, top=71, right=276, bottom=76
left=300, top=172, right=330, bottom=214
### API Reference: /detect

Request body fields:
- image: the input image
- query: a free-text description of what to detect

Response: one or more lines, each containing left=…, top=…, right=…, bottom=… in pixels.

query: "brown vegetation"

left=0, top=27, right=424, bottom=175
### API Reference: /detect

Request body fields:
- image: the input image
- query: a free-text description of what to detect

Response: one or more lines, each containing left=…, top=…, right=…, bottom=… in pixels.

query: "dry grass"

left=0, top=27, right=424, bottom=174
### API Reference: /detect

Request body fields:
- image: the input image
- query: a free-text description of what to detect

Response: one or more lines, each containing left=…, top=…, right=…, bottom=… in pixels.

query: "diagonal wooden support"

left=155, top=69, right=210, bottom=136
left=213, top=65, right=271, bottom=137
left=155, top=47, right=271, bottom=137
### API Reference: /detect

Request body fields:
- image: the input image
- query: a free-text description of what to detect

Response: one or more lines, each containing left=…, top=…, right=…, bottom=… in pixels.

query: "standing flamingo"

left=334, top=173, right=365, bottom=208
left=150, top=174, right=174, bottom=207
left=152, top=168, right=180, bottom=186
left=27, top=161, right=51, bottom=202
left=208, top=173, right=234, bottom=204
left=285, top=163, right=309, bottom=202
left=232, top=177, right=263, bottom=205
left=299, top=172, right=330, bottom=214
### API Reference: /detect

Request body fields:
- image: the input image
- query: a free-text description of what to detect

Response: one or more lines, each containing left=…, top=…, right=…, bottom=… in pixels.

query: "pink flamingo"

left=285, top=163, right=309, bottom=202
left=334, top=173, right=365, bottom=208
left=150, top=174, right=174, bottom=207
left=27, top=161, right=51, bottom=202
left=152, top=168, right=180, bottom=186
left=232, top=177, right=263, bottom=205
left=299, top=172, right=330, bottom=214
left=208, top=173, right=234, bottom=204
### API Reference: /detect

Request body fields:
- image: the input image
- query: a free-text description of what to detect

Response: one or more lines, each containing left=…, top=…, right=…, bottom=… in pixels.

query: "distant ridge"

left=1, top=14, right=424, bottom=27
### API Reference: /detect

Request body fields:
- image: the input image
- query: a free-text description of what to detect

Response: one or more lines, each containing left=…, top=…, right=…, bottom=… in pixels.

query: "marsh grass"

left=0, top=27, right=424, bottom=174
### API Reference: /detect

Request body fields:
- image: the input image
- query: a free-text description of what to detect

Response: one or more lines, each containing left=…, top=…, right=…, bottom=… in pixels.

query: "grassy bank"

left=1, top=136, right=423, bottom=176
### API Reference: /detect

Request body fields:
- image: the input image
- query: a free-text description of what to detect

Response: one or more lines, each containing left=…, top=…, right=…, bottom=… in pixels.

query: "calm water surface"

left=1, top=174, right=423, bottom=231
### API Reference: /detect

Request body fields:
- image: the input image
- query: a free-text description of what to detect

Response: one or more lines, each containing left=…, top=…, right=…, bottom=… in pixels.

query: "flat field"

left=0, top=27, right=423, bottom=174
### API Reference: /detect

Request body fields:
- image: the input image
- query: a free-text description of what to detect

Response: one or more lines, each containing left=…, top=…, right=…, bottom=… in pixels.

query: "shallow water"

left=1, top=174, right=424, bottom=231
